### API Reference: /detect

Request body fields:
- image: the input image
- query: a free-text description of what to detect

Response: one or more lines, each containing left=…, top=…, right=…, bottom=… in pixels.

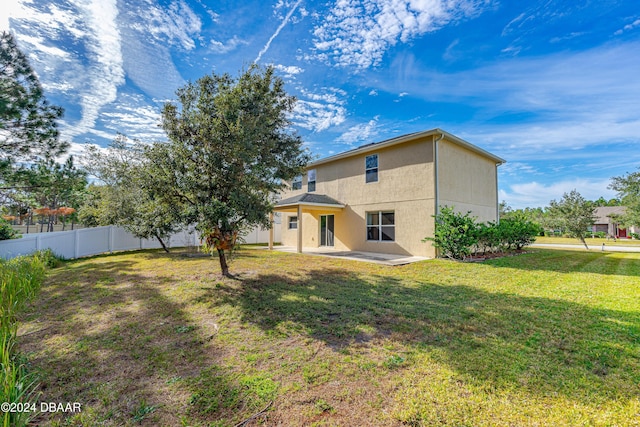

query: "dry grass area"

left=16, top=247, right=640, bottom=426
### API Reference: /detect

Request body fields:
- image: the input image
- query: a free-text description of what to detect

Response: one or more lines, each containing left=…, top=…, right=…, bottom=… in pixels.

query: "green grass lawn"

left=17, top=247, right=640, bottom=426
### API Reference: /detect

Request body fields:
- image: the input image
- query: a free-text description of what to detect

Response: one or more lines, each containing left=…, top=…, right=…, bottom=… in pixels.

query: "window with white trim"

left=308, top=169, right=316, bottom=192
left=292, top=175, right=302, bottom=190
left=288, top=216, right=298, bottom=229
left=365, top=154, right=378, bottom=183
left=366, top=211, right=395, bottom=241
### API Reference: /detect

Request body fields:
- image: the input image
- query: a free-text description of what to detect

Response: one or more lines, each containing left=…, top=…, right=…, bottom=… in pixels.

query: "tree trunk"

left=580, top=236, right=589, bottom=250
left=154, top=233, right=170, bottom=253
left=217, top=248, right=230, bottom=276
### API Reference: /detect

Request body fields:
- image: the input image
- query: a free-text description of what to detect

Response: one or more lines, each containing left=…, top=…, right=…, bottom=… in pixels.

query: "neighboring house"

left=593, top=206, right=637, bottom=238
left=271, top=129, right=505, bottom=258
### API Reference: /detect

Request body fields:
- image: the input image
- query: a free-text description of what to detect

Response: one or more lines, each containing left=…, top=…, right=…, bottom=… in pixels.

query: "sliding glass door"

left=320, top=215, right=335, bottom=247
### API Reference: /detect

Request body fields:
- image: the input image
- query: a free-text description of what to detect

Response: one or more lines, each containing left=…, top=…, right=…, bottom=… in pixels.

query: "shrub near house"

left=425, top=206, right=541, bottom=260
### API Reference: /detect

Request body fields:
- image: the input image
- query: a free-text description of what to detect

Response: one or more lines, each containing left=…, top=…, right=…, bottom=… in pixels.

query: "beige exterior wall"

left=437, top=139, right=499, bottom=223
left=278, top=132, right=501, bottom=258
left=280, top=136, right=437, bottom=257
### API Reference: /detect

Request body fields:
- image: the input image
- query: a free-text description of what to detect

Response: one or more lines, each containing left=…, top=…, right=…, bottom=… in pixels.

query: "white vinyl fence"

left=0, top=224, right=281, bottom=260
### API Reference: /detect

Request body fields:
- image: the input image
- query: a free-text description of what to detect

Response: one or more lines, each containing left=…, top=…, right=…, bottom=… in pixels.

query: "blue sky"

left=2, top=0, right=640, bottom=208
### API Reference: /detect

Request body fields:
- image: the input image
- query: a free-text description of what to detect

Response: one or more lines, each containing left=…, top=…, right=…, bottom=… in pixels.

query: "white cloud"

left=100, top=95, right=166, bottom=142
left=210, top=35, right=246, bottom=53
left=499, top=178, right=616, bottom=209
left=12, top=0, right=126, bottom=141
left=15, top=34, right=70, bottom=60
left=337, top=116, right=380, bottom=145
left=119, top=0, right=203, bottom=99
left=369, top=89, right=378, bottom=96
left=614, top=18, right=640, bottom=35
left=292, top=100, right=347, bottom=132
left=274, top=64, right=304, bottom=78
left=498, top=162, right=539, bottom=177
left=312, top=0, right=492, bottom=68
left=132, top=0, right=202, bottom=50
left=68, top=0, right=124, bottom=139
left=7, top=0, right=202, bottom=144
left=291, top=87, right=347, bottom=132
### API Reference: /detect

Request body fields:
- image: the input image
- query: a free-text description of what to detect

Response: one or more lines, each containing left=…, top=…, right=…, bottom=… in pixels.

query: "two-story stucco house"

left=271, top=129, right=505, bottom=258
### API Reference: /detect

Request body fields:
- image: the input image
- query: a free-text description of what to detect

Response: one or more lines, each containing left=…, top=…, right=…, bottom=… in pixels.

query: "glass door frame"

left=319, top=214, right=335, bottom=247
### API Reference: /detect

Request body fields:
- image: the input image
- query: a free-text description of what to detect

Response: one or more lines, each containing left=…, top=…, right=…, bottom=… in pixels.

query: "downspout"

left=433, top=132, right=445, bottom=258
left=495, top=163, right=500, bottom=223
left=495, top=159, right=506, bottom=223
left=433, top=132, right=445, bottom=216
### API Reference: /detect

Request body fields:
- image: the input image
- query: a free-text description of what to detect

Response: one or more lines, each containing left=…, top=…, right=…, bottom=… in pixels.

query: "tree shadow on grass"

left=204, top=266, right=640, bottom=407
left=17, top=254, right=263, bottom=426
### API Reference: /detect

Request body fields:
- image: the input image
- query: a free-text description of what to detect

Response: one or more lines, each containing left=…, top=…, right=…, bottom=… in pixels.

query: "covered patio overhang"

left=270, top=193, right=345, bottom=253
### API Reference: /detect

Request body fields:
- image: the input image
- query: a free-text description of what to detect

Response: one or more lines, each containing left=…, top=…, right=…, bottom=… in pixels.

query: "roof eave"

left=307, top=128, right=506, bottom=167
left=274, top=202, right=345, bottom=210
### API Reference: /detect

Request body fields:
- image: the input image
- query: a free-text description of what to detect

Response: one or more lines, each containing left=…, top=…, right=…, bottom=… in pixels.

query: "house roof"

left=307, top=128, right=506, bottom=168
left=275, top=193, right=345, bottom=209
left=594, top=206, right=626, bottom=224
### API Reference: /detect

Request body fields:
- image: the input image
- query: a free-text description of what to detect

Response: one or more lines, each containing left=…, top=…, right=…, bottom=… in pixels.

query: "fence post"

left=74, top=229, right=80, bottom=259
left=108, top=226, right=113, bottom=253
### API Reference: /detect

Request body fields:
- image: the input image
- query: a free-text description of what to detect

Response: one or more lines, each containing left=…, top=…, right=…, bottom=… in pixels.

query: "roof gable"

left=307, top=128, right=505, bottom=168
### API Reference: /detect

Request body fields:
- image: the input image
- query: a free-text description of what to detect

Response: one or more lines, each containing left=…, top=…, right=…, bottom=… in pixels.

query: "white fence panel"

left=0, top=223, right=281, bottom=260
left=38, top=230, right=77, bottom=259
left=76, top=227, right=111, bottom=258
left=112, top=227, right=141, bottom=252
left=0, top=234, right=38, bottom=259
left=167, top=229, right=199, bottom=248
left=242, top=225, right=281, bottom=244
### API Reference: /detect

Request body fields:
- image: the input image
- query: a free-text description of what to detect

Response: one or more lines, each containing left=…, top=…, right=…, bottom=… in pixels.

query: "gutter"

left=433, top=132, right=445, bottom=217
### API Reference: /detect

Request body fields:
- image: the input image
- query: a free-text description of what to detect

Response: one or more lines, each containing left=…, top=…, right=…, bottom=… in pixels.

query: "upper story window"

left=308, top=169, right=316, bottom=192
left=292, top=175, right=302, bottom=190
left=365, top=154, right=378, bottom=183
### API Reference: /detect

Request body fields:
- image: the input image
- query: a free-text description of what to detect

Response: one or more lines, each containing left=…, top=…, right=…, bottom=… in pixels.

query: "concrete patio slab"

left=265, top=246, right=429, bottom=266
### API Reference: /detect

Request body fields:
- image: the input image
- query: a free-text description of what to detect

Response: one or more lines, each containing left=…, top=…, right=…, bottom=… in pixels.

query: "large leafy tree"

left=547, top=189, right=597, bottom=249
left=609, top=168, right=640, bottom=228
left=80, top=135, right=181, bottom=252
left=0, top=31, right=67, bottom=161
left=154, top=65, right=310, bottom=275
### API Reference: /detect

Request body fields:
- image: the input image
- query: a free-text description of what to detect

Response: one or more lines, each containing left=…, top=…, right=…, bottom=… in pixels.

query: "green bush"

left=32, top=248, right=65, bottom=269
left=0, top=218, right=20, bottom=241
left=425, top=207, right=540, bottom=259
left=423, top=206, right=478, bottom=260
left=476, top=222, right=499, bottom=254
left=496, top=215, right=541, bottom=250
